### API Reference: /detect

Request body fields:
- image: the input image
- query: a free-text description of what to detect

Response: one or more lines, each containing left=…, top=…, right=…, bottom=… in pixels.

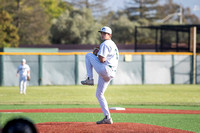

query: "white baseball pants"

left=85, top=53, right=115, bottom=118
left=19, top=76, right=27, bottom=94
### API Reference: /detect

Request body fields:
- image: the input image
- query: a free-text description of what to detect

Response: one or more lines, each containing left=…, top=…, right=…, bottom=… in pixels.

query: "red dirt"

left=1, top=108, right=200, bottom=114
left=36, top=122, right=194, bottom=133
left=1, top=108, right=196, bottom=133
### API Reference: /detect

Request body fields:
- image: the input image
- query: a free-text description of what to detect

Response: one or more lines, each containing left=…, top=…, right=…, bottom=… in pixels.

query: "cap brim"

left=98, top=31, right=111, bottom=34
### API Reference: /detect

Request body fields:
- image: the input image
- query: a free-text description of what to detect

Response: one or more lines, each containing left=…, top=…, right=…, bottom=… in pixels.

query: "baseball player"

left=16, top=59, right=30, bottom=94
left=81, top=26, right=119, bottom=124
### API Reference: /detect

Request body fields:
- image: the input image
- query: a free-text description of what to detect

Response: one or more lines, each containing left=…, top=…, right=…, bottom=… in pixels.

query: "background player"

left=81, top=26, right=119, bottom=124
left=16, top=59, right=30, bottom=94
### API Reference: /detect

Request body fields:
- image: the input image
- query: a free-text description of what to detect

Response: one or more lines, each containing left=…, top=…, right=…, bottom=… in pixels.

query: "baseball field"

left=0, top=85, right=200, bottom=132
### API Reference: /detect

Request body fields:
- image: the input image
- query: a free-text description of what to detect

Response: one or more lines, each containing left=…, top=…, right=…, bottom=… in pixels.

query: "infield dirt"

left=0, top=108, right=197, bottom=133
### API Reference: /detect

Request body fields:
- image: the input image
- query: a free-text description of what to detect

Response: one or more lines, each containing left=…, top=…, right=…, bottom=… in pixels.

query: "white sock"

left=88, top=77, right=93, bottom=80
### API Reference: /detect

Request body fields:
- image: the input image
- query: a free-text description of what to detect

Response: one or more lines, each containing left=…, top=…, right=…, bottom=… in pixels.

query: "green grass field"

left=0, top=85, right=200, bottom=132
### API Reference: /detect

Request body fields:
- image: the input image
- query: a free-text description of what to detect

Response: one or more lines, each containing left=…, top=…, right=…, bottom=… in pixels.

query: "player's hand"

left=27, top=74, right=31, bottom=81
left=27, top=75, right=31, bottom=81
left=93, top=46, right=100, bottom=56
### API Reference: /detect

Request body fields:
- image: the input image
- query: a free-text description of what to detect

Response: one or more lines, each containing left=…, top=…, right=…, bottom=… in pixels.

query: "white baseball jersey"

left=17, top=64, right=30, bottom=77
left=98, top=39, right=119, bottom=68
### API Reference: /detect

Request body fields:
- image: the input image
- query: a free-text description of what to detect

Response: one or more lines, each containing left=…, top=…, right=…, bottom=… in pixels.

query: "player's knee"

left=86, top=53, right=93, bottom=58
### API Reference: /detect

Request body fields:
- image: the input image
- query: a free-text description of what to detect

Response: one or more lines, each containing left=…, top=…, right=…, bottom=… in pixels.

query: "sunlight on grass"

left=0, top=85, right=200, bottom=105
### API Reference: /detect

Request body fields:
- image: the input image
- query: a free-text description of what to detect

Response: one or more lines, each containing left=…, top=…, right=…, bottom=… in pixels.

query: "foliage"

left=125, top=0, right=159, bottom=22
left=0, top=10, right=19, bottom=48
left=0, top=0, right=51, bottom=45
left=50, top=8, right=102, bottom=44
left=183, top=7, right=200, bottom=24
left=0, top=0, right=199, bottom=46
left=68, top=0, right=108, bottom=17
left=156, top=0, right=200, bottom=24
left=135, top=18, right=156, bottom=44
left=110, top=16, right=138, bottom=44
left=39, top=0, right=72, bottom=20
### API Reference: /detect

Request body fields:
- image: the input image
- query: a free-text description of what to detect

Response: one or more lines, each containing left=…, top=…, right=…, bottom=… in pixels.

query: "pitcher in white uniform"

left=81, top=26, right=119, bottom=124
left=16, top=59, right=30, bottom=94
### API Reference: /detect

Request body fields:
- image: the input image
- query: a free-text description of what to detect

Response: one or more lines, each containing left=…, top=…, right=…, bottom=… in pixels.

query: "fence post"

left=75, top=55, right=79, bottom=85
left=190, top=26, right=197, bottom=84
left=134, top=26, right=138, bottom=52
left=0, top=55, right=3, bottom=86
left=171, top=55, right=175, bottom=84
left=39, top=55, right=43, bottom=86
left=141, top=55, right=145, bottom=84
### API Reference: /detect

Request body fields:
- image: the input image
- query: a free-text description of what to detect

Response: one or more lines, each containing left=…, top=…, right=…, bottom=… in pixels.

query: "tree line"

left=0, top=0, right=199, bottom=48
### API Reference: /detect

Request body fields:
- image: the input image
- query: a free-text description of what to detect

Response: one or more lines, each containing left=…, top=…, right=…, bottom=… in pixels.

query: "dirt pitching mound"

left=36, top=122, right=194, bottom=133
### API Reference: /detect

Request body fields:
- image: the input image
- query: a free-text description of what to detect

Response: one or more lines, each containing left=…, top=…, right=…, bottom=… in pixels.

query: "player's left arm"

left=27, top=65, right=31, bottom=81
left=16, top=66, right=20, bottom=76
left=16, top=71, right=19, bottom=77
left=27, top=70, right=30, bottom=75
left=25, top=65, right=30, bottom=76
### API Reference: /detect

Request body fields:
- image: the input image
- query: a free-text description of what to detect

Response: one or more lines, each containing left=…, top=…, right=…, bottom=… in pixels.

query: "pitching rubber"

left=109, top=107, right=126, bottom=110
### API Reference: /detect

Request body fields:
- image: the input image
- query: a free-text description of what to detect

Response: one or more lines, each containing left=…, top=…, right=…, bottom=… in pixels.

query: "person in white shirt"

left=81, top=26, right=119, bottom=124
left=16, top=59, right=30, bottom=94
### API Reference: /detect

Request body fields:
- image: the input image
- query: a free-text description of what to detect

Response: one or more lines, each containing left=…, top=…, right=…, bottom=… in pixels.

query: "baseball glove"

left=27, top=75, right=31, bottom=81
left=93, top=46, right=100, bottom=56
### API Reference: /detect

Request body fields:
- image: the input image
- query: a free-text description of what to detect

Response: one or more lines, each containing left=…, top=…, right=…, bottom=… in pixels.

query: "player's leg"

left=96, top=76, right=113, bottom=124
left=82, top=53, right=114, bottom=85
left=85, top=53, right=102, bottom=79
left=19, top=78, right=23, bottom=94
left=81, top=53, right=104, bottom=85
left=23, top=80, right=27, bottom=94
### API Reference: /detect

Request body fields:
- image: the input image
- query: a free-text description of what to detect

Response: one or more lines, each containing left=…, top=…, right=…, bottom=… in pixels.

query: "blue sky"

left=106, top=0, right=200, bottom=19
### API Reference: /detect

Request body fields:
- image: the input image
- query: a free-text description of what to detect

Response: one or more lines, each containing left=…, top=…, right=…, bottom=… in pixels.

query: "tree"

left=125, top=0, right=159, bottom=22
left=110, top=16, right=138, bottom=44
left=0, top=10, right=19, bottom=48
left=50, top=8, right=102, bottom=44
left=182, top=7, right=200, bottom=24
left=67, top=0, right=108, bottom=17
left=100, top=11, right=126, bottom=26
left=156, top=0, right=200, bottom=24
left=39, top=0, right=72, bottom=20
left=0, top=0, right=51, bottom=45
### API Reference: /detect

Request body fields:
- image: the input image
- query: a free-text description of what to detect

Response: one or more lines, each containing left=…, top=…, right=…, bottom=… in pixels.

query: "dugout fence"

left=0, top=52, right=199, bottom=86
left=135, top=25, right=200, bottom=52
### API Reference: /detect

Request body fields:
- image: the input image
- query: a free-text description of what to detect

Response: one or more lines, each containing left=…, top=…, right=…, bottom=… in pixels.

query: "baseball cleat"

left=81, top=77, right=94, bottom=85
left=96, top=117, right=113, bottom=124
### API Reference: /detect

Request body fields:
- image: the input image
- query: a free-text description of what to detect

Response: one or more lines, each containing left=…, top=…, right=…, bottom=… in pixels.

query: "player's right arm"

left=98, top=55, right=106, bottom=63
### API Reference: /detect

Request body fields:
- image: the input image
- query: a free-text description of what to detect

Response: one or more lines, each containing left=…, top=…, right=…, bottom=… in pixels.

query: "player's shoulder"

left=104, top=39, right=114, bottom=43
left=103, top=39, right=116, bottom=46
left=18, top=64, right=22, bottom=68
left=25, top=64, right=30, bottom=68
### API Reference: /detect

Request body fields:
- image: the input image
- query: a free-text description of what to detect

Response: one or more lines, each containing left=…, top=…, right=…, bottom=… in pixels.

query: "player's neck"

left=104, top=38, right=111, bottom=41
